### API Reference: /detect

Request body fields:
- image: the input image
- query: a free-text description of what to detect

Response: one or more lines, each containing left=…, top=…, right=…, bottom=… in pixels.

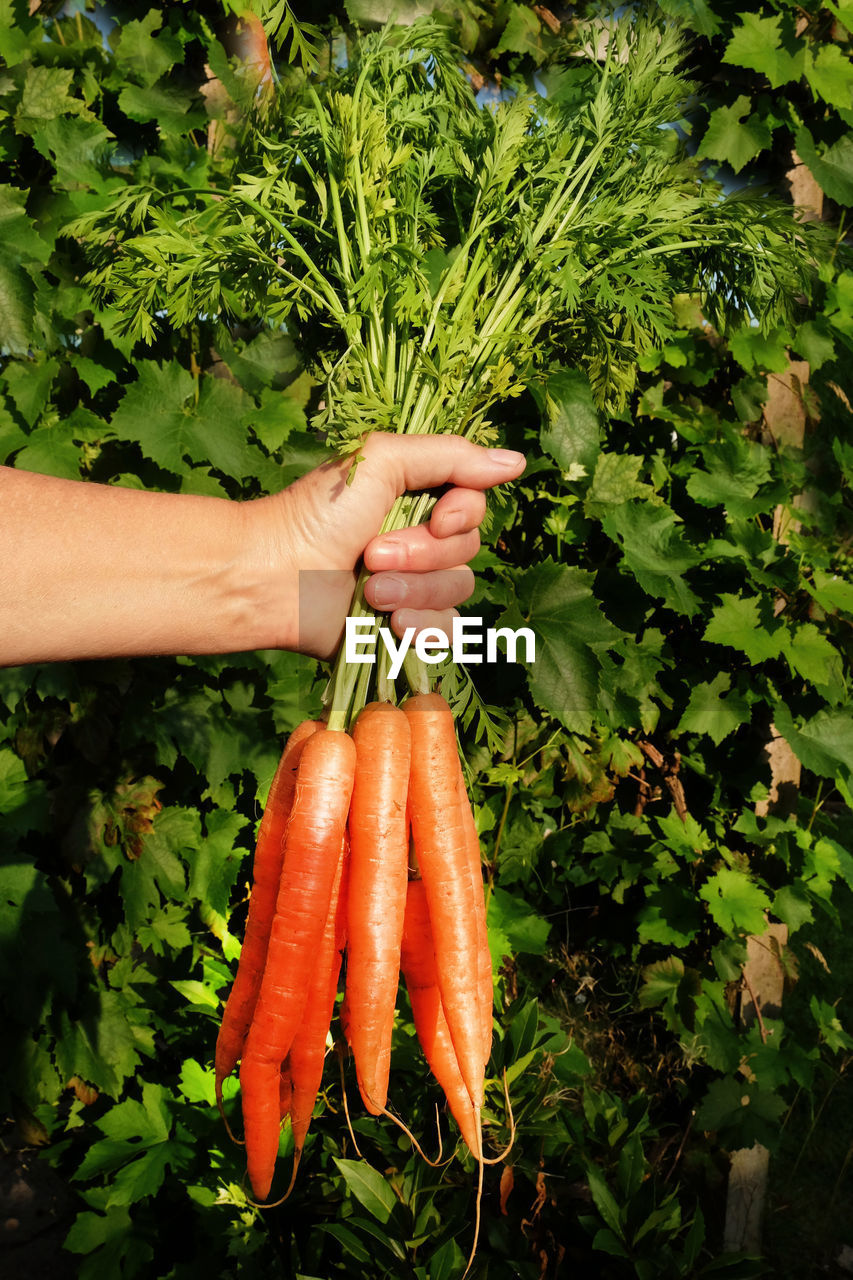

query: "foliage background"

left=1, top=1, right=852, bottom=1277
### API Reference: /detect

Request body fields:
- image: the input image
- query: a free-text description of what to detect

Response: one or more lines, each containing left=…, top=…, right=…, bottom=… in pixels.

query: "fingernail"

left=372, top=575, right=408, bottom=608
left=368, top=537, right=403, bottom=566
left=487, top=448, right=525, bottom=470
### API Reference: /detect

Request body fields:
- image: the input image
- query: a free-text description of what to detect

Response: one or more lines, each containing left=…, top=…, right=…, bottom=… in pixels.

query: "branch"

left=637, top=740, right=689, bottom=823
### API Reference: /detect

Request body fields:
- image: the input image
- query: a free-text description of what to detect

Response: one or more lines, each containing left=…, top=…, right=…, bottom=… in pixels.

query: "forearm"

left=0, top=467, right=292, bottom=666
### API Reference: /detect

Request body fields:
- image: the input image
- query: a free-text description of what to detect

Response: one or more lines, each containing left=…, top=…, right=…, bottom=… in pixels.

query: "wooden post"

left=722, top=149, right=822, bottom=1254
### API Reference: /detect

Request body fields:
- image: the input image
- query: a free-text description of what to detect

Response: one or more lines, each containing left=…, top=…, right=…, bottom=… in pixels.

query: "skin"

left=0, top=433, right=525, bottom=667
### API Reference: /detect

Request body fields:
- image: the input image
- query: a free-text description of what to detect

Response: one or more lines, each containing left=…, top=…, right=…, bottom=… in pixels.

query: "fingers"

left=360, top=432, right=525, bottom=496
left=428, top=486, right=487, bottom=538
left=364, top=523, right=480, bottom=575
left=363, top=565, right=474, bottom=614
left=390, top=607, right=459, bottom=646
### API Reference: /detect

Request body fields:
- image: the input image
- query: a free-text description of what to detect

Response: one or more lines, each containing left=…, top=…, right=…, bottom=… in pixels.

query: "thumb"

left=360, top=432, right=526, bottom=495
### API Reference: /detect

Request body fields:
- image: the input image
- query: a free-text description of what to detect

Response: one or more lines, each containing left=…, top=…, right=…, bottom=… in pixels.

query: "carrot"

left=400, top=879, right=480, bottom=1156
left=279, top=1061, right=292, bottom=1122
left=240, top=728, right=356, bottom=1202
left=215, top=718, right=322, bottom=1121
left=345, top=701, right=411, bottom=1115
left=286, top=833, right=349, bottom=1193
left=456, top=773, right=493, bottom=1069
left=404, top=692, right=485, bottom=1112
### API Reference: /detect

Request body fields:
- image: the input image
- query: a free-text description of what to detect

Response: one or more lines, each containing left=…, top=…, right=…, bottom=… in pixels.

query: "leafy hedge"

left=1, top=1, right=852, bottom=1277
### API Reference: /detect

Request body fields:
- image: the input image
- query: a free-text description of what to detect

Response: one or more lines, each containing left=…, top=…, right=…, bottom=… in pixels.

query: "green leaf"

left=696, top=1076, right=786, bottom=1147
left=804, top=44, right=853, bottom=111
left=0, top=185, right=53, bottom=269
left=637, top=883, right=704, bottom=947
left=487, top=885, right=550, bottom=964
left=98, top=1082, right=171, bottom=1144
left=704, top=594, right=786, bottom=664
left=54, top=989, right=143, bottom=1099
left=113, top=10, right=183, bottom=88
left=586, top=1165, right=624, bottom=1238
left=220, top=328, right=301, bottom=395
left=109, top=361, right=195, bottom=472
left=584, top=453, right=657, bottom=517
left=793, top=320, right=836, bottom=370
left=65, top=1204, right=137, bottom=1260
left=601, top=504, right=701, bottom=617
left=781, top=622, right=840, bottom=688
left=696, top=97, right=772, bottom=174
left=171, top=979, right=220, bottom=1011
left=495, top=4, right=547, bottom=63
left=31, top=118, right=113, bottom=191
left=343, top=0, right=436, bottom=25
left=2, top=357, right=58, bottom=426
left=722, top=14, right=804, bottom=88
left=117, top=82, right=206, bottom=136
left=0, top=746, right=49, bottom=836
left=13, top=422, right=83, bottom=479
left=108, top=1144, right=172, bottom=1206
left=177, top=1058, right=215, bottom=1106
left=771, top=883, right=813, bottom=933
left=136, top=903, right=192, bottom=956
left=333, top=1158, right=396, bottom=1224
left=808, top=569, right=853, bottom=616
left=638, top=956, right=701, bottom=1032
left=685, top=436, right=773, bottom=516
left=676, top=672, right=750, bottom=745
left=537, top=367, right=601, bottom=475
left=498, top=559, right=621, bottom=733
left=698, top=868, right=771, bottom=936
left=773, top=701, right=853, bottom=779
left=655, top=0, right=720, bottom=36
left=15, top=65, right=92, bottom=129
left=188, top=808, right=248, bottom=920
left=729, top=325, right=790, bottom=375
left=119, top=807, right=191, bottom=931
left=794, top=126, right=853, bottom=206
left=0, top=264, right=35, bottom=355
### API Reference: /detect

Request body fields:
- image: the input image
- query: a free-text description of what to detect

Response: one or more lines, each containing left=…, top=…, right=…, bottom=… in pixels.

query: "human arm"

left=0, top=433, right=525, bottom=667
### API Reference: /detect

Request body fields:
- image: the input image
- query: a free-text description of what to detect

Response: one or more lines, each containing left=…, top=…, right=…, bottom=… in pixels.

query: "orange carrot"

left=345, top=701, right=411, bottom=1114
left=404, top=693, right=485, bottom=1112
left=400, top=879, right=480, bottom=1156
left=240, top=728, right=356, bottom=1202
left=286, top=834, right=349, bottom=1190
left=456, top=774, right=493, bottom=1068
left=215, top=719, right=322, bottom=1118
left=279, top=1061, right=292, bottom=1122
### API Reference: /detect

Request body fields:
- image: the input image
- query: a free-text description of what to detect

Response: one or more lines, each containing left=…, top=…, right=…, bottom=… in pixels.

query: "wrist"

left=227, top=493, right=301, bottom=654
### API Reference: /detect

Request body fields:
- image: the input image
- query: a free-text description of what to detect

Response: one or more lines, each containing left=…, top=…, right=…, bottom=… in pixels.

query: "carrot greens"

left=70, top=14, right=823, bottom=727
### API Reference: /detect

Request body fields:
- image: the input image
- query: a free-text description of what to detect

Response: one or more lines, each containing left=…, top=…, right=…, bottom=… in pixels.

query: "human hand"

left=249, top=433, right=526, bottom=659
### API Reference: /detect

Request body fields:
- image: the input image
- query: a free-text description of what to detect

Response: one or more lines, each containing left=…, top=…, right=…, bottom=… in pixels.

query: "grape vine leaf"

left=722, top=14, right=804, bottom=88
left=773, top=701, right=853, bottom=779
left=113, top=10, right=183, bottom=88
left=54, top=989, right=143, bottom=1098
left=535, top=367, right=601, bottom=475
left=699, top=868, right=772, bottom=936
left=696, top=96, right=772, bottom=174
left=676, top=672, right=750, bottom=746
left=804, top=45, right=853, bottom=112
left=498, top=559, right=621, bottom=733
left=794, top=126, right=853, bottom=206
left=601, top=504, right=701, bottom=617
left=487, top=885, right=550, bottom=964
left=704, top=594, right=786, bottom=664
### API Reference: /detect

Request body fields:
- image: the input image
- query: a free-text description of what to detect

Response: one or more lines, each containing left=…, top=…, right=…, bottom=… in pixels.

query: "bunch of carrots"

left=214, top=691, right=494, bottom=1217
